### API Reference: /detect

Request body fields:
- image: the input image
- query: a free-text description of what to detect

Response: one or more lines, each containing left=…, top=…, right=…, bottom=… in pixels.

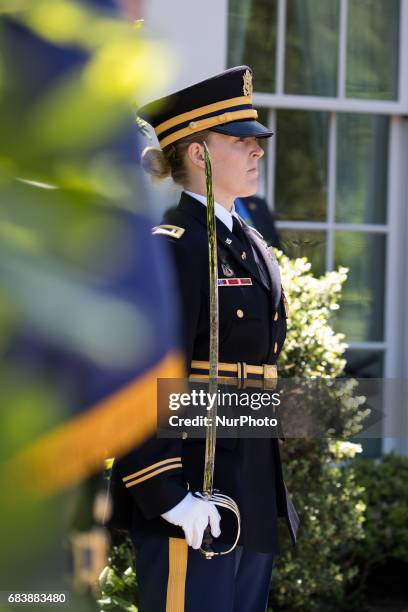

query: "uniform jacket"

left=110, top=192, right=299, bottom=554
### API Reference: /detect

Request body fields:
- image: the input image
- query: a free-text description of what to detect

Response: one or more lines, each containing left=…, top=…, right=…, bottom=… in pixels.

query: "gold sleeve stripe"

left=123, top=457, right=182, bottom=482
left=166, top=537, right=188, bottom=612
left=124, top=463, right=183, bottom=488
left=155, top=95, right=251, bottom=135
left=4, top=350, right=185, bottom=496
left=158, top=109, right=258, bottom=149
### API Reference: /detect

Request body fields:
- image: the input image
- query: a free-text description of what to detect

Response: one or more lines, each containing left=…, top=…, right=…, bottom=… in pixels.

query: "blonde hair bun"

left=141, top=146, right=171, bottom=179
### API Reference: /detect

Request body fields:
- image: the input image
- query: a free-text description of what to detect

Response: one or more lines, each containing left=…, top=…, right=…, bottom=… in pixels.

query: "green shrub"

left=268, top=254, right=367, bottom=611
left=97, top=539, right=138, bottom=612
left=270, top=439, right=366, bottom=611
left=278, top=255, right=348, bottom=380
left=349, top=453, right=408, bottom=598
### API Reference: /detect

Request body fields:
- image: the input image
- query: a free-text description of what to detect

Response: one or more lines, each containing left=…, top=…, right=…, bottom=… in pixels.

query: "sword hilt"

left=200, top=524, right=214, bottom=559
left=197, top=490, right=241, bottom=559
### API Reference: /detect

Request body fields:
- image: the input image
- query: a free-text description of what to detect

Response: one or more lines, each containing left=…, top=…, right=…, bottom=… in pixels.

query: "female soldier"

left=111, top=66, right=298, bottom=612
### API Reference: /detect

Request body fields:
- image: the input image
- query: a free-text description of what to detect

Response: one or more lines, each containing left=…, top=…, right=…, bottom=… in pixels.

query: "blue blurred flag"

left=0, top=1, right=184, bottom=496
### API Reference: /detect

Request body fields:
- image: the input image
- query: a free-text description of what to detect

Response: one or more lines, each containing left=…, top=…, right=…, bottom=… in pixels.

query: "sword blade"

left=202, top=142, right=218, bottom=497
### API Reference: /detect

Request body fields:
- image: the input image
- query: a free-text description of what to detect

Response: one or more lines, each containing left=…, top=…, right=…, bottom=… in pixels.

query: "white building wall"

left=144, top=0, right=228, bottom=98
left=142, top=0, right=229, bottom=212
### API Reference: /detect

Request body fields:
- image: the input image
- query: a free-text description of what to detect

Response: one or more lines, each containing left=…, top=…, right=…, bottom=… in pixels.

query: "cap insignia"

left=243, top=69, right=253, bottom=98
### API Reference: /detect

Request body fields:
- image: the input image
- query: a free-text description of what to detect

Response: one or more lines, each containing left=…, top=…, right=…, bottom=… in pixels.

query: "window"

left=347, top=0, right=400, bottom=100
left=227, top=0, right=406, bottom=456
left=285, top=0, right=339, bottom=96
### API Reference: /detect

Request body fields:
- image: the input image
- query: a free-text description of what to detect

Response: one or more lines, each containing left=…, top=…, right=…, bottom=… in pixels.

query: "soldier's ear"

left=187, top=142, right=205, bottom=169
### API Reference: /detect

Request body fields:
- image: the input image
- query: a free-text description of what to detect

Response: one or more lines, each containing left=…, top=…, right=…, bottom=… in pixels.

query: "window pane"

left=336, top=114, right=389, bottom=224
left=275, top=110, right=328, bottom=221
left=347, top=0, right=400, bottom=100
left=345, top=350, right=384, bottom=458
left=333, top=232, right=386, bottom=342
left=279, top=229, right=326, bottom=276
left=285, top=0, right=339, bottom=96
left=227, top=0, right=277, bottom=92
left=344, top=349, right=384, bottom=378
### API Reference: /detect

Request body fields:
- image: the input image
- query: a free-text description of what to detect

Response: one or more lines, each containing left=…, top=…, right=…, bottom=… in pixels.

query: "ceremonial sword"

left=197, top=142, right=241, bottom=559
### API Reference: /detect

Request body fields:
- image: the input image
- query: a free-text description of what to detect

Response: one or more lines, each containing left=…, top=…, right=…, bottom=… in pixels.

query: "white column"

left=398, top=0, right=408, bottom=110
left=383, top=115, right=408, bottom=455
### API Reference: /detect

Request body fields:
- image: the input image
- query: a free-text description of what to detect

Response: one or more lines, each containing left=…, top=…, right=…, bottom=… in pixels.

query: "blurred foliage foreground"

left=0, top=0, right=174, bottom=597
left=0, top=1, right=170, bottom=453
left=99, top=255, right=408, bottom=611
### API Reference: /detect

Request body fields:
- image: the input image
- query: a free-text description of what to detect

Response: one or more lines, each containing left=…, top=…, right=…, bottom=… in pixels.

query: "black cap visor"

left=210, top=119, right=273, bottom=139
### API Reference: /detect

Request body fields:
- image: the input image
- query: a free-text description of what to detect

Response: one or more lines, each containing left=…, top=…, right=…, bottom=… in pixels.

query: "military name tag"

left=218, top=278, right=253, bottom=287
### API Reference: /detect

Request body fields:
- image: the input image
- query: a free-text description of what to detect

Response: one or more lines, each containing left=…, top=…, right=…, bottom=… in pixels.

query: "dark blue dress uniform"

left=110, top=193, right=299, bottom=611
left=109, top=66, right=299, bottom=612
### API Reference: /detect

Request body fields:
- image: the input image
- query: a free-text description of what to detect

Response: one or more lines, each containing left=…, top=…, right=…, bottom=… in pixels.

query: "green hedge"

left=98, top=538, right=138, bottom=612
left=269, top=440, right=366, bottom=611
left=349, top=453, right=408, bottom=599
left=265, top=255, right=367, bottom=611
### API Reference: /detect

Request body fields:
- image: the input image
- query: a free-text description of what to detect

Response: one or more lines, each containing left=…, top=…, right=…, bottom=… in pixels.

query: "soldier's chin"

left=238, top=183, right=258, bottom=198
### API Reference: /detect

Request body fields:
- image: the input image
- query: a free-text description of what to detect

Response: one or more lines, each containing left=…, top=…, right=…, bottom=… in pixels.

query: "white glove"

left=161, top=492, right=221, bottom=549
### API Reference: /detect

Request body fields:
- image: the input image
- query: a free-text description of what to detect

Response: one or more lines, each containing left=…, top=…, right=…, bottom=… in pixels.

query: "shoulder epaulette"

left=152, top=224, right=185, bottom=239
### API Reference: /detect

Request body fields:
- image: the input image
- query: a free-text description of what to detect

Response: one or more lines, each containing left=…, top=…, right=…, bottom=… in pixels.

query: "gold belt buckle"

left=263, top=364, right=277, bottom=390
left=242, top=362, right=248, bottom=380
left=236, top=362, right=247, bottom=388
left=263, top=364, right=277, bottom=380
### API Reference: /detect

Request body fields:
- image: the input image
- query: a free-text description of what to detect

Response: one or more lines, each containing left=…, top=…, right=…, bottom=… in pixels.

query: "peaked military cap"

left=138, top=65, right=273, bottom=149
